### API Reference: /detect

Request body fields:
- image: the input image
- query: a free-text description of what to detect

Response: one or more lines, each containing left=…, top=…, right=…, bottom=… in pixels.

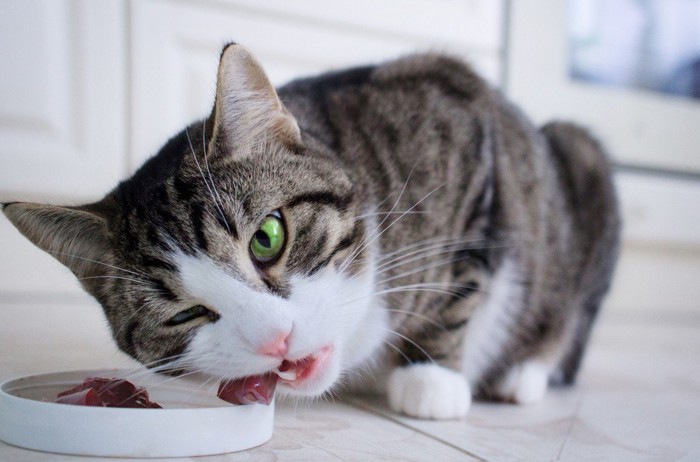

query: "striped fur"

left=3, top=45, right=619, bottom=418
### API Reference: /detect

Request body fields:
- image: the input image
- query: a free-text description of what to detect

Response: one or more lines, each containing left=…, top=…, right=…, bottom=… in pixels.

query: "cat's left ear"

left=210, top=43, right=301, bottom=151
left=2, top=201, right=114, bottom=296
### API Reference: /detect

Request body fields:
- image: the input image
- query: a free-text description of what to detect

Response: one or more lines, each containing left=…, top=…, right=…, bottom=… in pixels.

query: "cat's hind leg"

left=493, top=359, right=552, bottom=405
left=461, top=257, right=553, bottom=404
left=540, top=121, right=620, bottom=386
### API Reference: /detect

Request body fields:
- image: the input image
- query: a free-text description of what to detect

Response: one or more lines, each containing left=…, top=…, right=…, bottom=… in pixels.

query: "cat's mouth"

left=217, top=346, right=334, bottom=405
left=274, top=345, right=333, bottom=387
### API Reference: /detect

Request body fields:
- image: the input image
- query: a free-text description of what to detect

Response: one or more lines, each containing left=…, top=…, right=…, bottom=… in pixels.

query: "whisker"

left=381, top=328, right=435, bottom=365
left=381, top=339, right=413, bottom=365
left=381, top=307, right=448, bottom=334
left=339, top=182, right=446, bottom=276
left=363, top=182, right=404, bottom=218
left=201, top=122, right=232, bottom=234
left=179, top=374, right=222, bottom=407
left=338, top=164, right=420, bottom=275
left=104, top=367, right=217, bottom=408
left=79, top=275, right=155, bottom=286
left=47, top=250, right=150, bottom=278
left=375, top=241, right=485, bottom=276
left=331, top=283, right=474, bottom=311
left=376, top=253, right=469, bottom=286
left=353, top=210, right=431, bottom=220
left=185, top=128, right=231, bottom=235
left=132, top=353, right=194, bottom=370
left=375, top=286, right=461, bottom=298
left=376, top=235, right=484, bottom=264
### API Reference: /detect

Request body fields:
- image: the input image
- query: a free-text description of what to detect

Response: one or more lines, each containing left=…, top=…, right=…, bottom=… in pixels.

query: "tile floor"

left=1, top=299, right=698, bottom=461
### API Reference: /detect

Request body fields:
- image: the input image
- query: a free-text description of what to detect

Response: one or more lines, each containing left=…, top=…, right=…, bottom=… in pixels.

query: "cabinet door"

left=130, top=0, right=504, bottom=169
left=0, top=0, right=127, bottom=201
left=0, top=0, right=127, bottom=296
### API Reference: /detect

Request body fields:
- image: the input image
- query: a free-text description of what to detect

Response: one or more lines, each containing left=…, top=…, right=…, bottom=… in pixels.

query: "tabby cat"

left=3, top=44, right=619, bottom=419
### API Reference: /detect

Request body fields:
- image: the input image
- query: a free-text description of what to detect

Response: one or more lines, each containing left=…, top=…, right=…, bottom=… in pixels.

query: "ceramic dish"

left=0, top=369, right=274, bottom=458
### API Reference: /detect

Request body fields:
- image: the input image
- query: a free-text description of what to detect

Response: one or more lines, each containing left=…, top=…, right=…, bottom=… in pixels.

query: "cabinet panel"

left=130, top=0, right=503, bottom=169
left=204, top=0, right=503, bottom=51
left=608, top=172, right=700, bottom=312
left=0, top=0, right=126, bottom=201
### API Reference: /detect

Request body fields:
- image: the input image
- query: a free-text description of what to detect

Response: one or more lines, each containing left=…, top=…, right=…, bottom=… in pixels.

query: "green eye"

left=250, top=213, right=285, bottom=264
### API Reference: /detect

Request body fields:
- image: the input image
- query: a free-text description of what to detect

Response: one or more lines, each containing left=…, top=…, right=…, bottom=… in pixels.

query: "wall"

left=1, top=0, right=697, bottom=320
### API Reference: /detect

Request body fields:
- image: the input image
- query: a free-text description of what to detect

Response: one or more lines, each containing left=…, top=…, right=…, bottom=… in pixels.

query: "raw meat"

left=55, top=377, right=162, bottom=408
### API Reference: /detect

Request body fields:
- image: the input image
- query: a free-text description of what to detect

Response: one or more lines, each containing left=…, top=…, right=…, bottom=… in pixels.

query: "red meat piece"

left=55, top=377, right=162, bottom=408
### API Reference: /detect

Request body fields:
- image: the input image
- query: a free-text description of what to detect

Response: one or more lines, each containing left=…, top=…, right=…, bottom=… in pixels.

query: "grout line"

left=344, top=397, right=488, bottom=461
left=554, top=393, right=586, bottom=461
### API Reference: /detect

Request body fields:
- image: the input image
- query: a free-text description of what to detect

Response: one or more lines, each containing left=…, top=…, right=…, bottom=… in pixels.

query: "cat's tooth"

left=275, top=368, right=297, bottom=381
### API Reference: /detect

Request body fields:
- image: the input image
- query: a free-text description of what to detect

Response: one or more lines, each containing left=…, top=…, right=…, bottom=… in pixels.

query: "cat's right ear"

left=3, top=201, right=114, bottom=293
left=209, top=43, right=302, bottom=152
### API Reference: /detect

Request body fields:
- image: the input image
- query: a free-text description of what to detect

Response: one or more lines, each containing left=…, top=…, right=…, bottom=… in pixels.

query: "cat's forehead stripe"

left=286, top=190, right=353, bottom=213
left=189, top=201, right=210, bottom=252
left=140, top=255, right=177, bottom=272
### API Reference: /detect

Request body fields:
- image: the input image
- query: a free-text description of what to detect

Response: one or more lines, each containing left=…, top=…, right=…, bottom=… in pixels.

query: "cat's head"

left=3, top=44, right=385, bottom=397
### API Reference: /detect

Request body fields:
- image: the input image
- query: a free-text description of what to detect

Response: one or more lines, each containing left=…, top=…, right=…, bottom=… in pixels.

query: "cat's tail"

left=540, top=122, right=622, bottom=385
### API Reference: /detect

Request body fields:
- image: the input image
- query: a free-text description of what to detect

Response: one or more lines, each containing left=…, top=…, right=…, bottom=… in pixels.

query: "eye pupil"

left=255, top=230, right=271, bottom=248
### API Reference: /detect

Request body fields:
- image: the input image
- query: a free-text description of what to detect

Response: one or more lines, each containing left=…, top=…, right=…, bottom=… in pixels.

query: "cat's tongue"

left=217, top=373, right=278, bottom=405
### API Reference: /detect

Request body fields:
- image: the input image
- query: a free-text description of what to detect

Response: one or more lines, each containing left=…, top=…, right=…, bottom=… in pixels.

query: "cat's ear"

left=3, top=201, right=114, bottom=292
left=210, top=43, right=301, bottom=151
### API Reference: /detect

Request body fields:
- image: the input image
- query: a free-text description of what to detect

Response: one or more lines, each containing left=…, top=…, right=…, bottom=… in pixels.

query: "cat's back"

left=279, top=52, right=490, bottom=95
left=278, top=53, right=497, bottom=149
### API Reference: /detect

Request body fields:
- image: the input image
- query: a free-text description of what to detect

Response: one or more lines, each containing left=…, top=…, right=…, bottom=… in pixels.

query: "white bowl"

left=0, top=369, right=274, bottom=458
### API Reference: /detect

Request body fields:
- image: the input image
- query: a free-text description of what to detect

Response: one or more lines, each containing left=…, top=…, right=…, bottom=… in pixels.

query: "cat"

left=3, top=43, right=620, bottom=419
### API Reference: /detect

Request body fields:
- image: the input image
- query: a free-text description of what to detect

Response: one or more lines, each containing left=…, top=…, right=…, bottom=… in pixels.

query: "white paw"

left=496, top=360, right=550, bottom=405
left=387, top=363, right=471, bottom=419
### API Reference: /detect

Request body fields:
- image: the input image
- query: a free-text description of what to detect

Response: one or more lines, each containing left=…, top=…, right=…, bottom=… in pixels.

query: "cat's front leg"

left=385, top=303, right=475, bottom=419
left=387, top=362, right=470, bottom=419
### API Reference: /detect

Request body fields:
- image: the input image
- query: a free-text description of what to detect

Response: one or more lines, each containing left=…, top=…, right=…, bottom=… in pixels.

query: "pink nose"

left=258, top=332, right=290, bottom=357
